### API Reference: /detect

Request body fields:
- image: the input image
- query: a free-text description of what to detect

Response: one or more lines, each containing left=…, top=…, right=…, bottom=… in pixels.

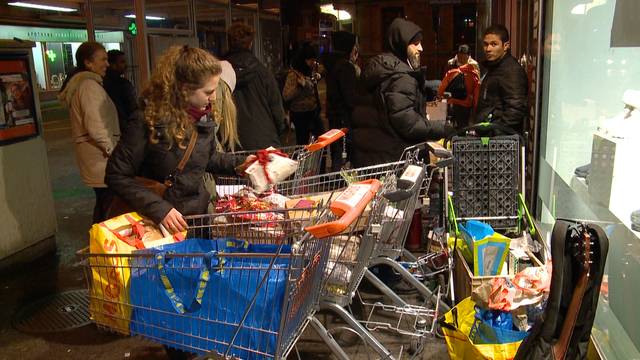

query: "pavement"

left=0, top=105, right=449, bottom=360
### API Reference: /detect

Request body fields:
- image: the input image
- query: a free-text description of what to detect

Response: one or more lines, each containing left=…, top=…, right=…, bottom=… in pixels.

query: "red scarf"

left=186, top=104, right=211, bottom=122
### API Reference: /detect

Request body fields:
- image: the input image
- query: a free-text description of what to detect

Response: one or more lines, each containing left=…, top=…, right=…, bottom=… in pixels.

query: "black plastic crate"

left=452, top=135, right=520, bottom=230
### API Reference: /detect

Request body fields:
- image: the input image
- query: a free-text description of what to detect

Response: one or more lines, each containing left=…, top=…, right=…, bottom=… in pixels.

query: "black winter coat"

left=475, top=54, right=528, bottom=135
left=351, top=55, right=447, bottom=167
left=103, top=68, right=137, bottom=133
left=105, top=112, right=243, bottom=224
left=351, top=18, right=447, bottom=167
left=225, top=49, right=286, bottom=150
left=324, top=54, right=366, bottom=129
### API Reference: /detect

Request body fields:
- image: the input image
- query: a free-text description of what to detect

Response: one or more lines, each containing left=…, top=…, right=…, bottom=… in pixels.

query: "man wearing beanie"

left=351, top=18, right=452, bottom=166
left=324, top=31, right=367, bottom=171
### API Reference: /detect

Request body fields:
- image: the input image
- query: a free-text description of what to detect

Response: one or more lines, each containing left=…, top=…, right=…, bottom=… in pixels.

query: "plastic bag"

left=441, top=297, right=525, bottom=360
left=459, top=221, right=511, bottom=276
left=129, top=238, right=290, bottom=359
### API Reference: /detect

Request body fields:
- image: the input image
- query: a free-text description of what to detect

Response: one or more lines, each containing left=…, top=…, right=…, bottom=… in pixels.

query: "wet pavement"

left=0, top=106, right=448, bottom=359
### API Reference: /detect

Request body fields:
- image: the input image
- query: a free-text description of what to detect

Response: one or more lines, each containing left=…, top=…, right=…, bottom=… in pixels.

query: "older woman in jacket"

left=58, top=42, right=119, bottom=223
left=106, top=46, right=248, bottom=234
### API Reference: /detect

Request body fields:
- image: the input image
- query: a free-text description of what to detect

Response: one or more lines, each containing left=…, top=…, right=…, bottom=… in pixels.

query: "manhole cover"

left=12, top=289, right=90, bottom=333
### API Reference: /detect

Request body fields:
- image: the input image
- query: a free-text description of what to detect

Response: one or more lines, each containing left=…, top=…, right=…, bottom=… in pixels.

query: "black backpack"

left=446, top=71, right=467, bottom=100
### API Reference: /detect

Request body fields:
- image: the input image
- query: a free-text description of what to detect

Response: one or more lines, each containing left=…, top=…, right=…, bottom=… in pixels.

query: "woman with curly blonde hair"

left=106, top=45, right=248, bottom=233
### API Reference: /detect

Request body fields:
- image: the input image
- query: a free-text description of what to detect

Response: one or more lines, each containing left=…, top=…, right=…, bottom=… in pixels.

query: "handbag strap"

left=165, top=131, right=198, bottom=187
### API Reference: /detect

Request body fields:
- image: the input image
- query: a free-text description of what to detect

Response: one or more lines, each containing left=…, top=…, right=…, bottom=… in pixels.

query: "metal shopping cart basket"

left=444, top=124, right=539, bottom=303
left=217, top=128, right=346, bottom=190
left=78, top=181, right=377, bottom=360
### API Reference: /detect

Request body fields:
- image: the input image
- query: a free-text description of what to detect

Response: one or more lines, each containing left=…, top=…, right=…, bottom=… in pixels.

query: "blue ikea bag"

left=469, top=307, right=529, bottom=345
left=129, top=238, right=291, bottom=359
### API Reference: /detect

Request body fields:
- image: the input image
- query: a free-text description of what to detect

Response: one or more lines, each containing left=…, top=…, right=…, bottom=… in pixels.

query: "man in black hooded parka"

left=351, top=18, right=450, bottom=167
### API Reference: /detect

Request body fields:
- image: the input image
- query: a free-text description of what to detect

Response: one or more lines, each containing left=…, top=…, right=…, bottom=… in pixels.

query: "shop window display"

left=537, top=1, right=640, bottom=358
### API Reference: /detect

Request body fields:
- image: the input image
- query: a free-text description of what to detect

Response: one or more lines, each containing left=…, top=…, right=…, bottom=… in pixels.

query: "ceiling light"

left=8, top=2, right=77, bottom=12
left=320, top=4, right=351, bottom=21
left=125, top=14, right=166, bottom=21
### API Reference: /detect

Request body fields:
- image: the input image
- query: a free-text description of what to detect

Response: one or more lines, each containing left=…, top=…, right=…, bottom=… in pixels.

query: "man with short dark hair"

left=103, top=49, right=137, bottom=133
left=447, top=44, right=480, bottom=75
left=475, top=25, right=528, bottom=135
left=225, top=23, right=285, bottom=150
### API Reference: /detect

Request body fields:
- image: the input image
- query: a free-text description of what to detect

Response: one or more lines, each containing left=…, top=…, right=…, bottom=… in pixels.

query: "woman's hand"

left=161, top=208, right=188, bottom=233
left=235, top=155, right=257, bottom=176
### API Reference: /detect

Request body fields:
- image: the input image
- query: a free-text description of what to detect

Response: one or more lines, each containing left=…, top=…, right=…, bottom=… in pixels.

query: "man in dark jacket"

left=103, top=50, right=137, bottom=133
left=475, top=25, right=528, bottom=135
left=324, top=31, right=366, bottom=171
left=351, top=18, right=449, bottom=167
left=225, top=24, right=286, bottom=150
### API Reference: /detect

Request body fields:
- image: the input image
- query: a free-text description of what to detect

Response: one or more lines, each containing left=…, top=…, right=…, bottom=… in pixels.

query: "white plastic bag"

left=246, top=147, right=298, bottom=193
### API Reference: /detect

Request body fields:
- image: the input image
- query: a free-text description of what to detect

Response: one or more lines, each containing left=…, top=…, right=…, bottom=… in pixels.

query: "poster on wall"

left=0, top=55, right=38, bottom=144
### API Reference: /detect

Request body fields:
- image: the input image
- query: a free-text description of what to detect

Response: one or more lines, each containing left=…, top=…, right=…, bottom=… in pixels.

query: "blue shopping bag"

left=469, top=307, right=529, bottom=345
left=129, top=238, right=291, bottom=359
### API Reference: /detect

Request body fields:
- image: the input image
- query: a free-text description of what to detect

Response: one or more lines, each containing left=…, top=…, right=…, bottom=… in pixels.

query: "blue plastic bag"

left=129, top=238, right=291, bottom=359
left=469, top=307, right=529, bottom=345
left=459, top=221, right=511, bottom=276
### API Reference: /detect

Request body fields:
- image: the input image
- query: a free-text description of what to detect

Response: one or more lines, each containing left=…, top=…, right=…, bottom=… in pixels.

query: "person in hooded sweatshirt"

left=324, top=31, right=367, bottom=171
left=351, top=18, right=451, bottom=167
left=224, top=23, right=286, bottom=150
left=57, top=42, right=120, bottom=224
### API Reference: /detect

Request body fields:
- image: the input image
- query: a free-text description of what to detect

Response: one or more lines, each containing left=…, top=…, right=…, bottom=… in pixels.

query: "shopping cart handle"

left=426, top=141, right=452, bottom=159
left=382, top=189, right=412, bottom=202
left=305, top=128, right=347, bottom=152
left=305, top=179, right=381, bottom=238
left=395, top=163, right=425, bottom=194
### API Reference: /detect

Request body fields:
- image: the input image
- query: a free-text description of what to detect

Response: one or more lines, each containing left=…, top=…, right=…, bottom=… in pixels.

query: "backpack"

left=446, top=71, right=467, bottom=100
left=275, top=69, right=291, bottom=111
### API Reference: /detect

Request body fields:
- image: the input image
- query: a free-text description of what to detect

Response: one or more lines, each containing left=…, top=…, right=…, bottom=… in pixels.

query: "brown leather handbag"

left=105, top=132, right=198, bottom=219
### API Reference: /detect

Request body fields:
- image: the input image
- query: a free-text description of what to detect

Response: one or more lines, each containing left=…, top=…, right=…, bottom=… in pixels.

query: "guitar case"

left=515, top=220, right=609, bottom=360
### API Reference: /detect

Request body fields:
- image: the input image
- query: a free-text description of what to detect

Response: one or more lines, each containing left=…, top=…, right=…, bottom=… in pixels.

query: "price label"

left=400, top=165, right=422, bottom=184
left=336, top=184, right=371, bottom=209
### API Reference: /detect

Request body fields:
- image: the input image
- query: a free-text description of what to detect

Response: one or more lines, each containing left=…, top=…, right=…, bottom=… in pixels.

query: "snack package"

left=246, top=147, right=299, bottom=193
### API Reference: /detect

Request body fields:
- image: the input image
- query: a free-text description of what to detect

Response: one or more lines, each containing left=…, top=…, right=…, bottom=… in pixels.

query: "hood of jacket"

left=225, top=49, right=261, bottom=89
left=57, top=71, right=102, bottom=107
left=362, top=52, right=416, bottom=91
left=385, top=18, right=422, bottom=61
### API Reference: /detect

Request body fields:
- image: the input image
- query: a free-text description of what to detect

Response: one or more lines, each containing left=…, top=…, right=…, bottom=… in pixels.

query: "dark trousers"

left=328, top=116, right=351, bottom=172
left=290, top=109, right=325, bottom=145
left=93, top=187, right=114, bottom=224
left=451, top=104, right=472, bottom=130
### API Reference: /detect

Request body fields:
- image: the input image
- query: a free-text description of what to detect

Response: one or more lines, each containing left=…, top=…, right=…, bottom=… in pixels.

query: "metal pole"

left=133, top=0, right=149, bottom=93
left=85, top=0, right=96, bottom=42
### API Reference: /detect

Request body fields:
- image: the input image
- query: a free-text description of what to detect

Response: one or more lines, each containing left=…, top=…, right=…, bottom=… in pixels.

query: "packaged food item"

left=245, top=147, right=299, bottom=193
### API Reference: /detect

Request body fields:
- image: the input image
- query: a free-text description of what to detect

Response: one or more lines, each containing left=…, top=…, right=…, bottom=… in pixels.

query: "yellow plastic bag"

left=442, top=297, right=522, bottom=360
left=88, top=213, right=182, bottom=334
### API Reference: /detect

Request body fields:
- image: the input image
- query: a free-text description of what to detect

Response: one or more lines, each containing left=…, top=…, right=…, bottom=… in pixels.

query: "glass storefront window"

left=537, top=1, right=640, bottom=359
left=145, top=0, right=192, bottom=30
left=196, top=0, right=229, bottom=57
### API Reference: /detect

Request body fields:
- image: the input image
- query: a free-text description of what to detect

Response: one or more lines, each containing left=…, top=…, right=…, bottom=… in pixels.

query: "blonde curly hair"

left=141, top=45, right=222, bottom=148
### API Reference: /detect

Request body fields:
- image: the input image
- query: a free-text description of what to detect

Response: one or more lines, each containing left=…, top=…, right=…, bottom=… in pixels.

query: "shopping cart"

left=273, top=144, right=451, bottom=359
left=444, top=123, right=538, bottom=303
left=271, top=161, right=405, bottom=360
left=79, top=181, right=377, bottom=360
